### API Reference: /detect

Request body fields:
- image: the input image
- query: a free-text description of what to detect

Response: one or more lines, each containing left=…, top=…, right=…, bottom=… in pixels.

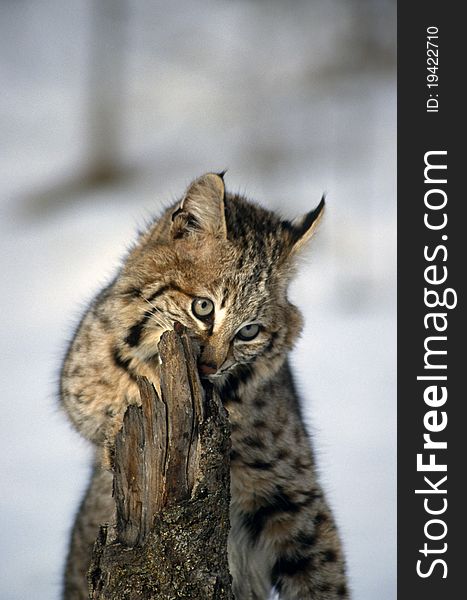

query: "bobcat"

left=61, top=173, right=348, bottom=599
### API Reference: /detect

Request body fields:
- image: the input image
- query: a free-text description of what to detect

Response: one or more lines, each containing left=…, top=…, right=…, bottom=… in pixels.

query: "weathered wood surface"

left=88, top=326, right=233, bottom=599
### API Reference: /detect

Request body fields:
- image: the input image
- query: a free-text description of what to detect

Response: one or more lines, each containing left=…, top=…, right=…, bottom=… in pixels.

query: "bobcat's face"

left=116, top=173, right=323, bottom=388
left=119, top=235, right=302, bottom=386
left=171, top=240, right=303, bottom=384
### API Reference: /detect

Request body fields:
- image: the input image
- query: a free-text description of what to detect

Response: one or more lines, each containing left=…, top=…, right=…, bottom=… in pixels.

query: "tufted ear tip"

left=170, top=173, right=227, bottom=240
left=289, top=194, right=326, bottom=253
left=197, top=171, right=225, bottom=202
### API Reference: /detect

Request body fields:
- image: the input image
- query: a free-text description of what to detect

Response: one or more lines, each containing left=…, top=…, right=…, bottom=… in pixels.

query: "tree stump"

left=88, top=326, right=233, bottom=599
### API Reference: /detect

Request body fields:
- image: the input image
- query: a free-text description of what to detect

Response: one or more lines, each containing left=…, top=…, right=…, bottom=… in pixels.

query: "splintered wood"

left=89, top=326, right=233, bottom=600
left=114, top=327, right=204, bottom=547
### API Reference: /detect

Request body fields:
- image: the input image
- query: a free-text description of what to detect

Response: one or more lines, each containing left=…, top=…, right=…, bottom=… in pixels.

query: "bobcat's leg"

left=228, top=509, right=273, bottom=600
left=233, top=484, right=348, bottom=600
left=266, top=494, right=348, bottom=600
left=63, top=466, right=114, bottom=600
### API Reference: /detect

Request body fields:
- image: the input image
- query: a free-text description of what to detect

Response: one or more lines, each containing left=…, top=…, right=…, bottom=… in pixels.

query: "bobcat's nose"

left=198, top=362, right=218, bottom=376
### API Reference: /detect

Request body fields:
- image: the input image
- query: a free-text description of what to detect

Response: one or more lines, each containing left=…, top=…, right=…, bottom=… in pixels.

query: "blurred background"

left=0, top=1, right=396, bottom=598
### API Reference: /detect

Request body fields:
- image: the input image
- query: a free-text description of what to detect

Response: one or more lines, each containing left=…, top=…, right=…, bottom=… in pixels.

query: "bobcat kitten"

left=61, top=173, right=348, bottom=599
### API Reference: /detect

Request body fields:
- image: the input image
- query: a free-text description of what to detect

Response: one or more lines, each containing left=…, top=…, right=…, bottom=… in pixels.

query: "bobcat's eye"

left=236, top=323, right=261, bottom=341
left=192, top=297, right=214, bottom=319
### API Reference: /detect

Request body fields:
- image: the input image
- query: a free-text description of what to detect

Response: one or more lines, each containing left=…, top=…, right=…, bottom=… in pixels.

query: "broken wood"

left=88, top=327, right=233, bottom=599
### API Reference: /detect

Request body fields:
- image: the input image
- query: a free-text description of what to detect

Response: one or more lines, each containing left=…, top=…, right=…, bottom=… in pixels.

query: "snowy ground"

left=0, top=1, right=396, bottom=599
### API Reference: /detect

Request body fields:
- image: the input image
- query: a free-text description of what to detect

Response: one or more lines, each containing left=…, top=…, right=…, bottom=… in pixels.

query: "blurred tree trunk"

left=86, top=0, right=127, bottom=182
left=88, top=327, right=233, bottom=599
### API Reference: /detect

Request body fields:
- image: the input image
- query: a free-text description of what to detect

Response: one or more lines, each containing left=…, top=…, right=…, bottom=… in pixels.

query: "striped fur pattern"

left=61, top=173, right=348, bottom=599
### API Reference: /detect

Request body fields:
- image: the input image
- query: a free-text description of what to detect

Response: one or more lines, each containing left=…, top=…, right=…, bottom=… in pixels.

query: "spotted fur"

left=61, top=173, right=348, bottom=599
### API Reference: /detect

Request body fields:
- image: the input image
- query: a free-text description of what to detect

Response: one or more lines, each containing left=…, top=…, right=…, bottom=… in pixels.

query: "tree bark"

left=88, top=327, right=233, bottom=599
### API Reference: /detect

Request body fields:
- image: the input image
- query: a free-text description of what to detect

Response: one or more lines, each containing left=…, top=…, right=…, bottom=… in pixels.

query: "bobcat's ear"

left=288, top=195, right=325, bottom=254
left=170, top=173, right=227, bottom=239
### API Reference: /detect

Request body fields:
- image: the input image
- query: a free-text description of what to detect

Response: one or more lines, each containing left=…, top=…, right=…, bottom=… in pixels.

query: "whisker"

left=142, top=295, right=187, bottom=331
left=146, top=313, right=169, bottom=328
left=142, top=296, right=163, bottom=313
left=219, top=363, right=238, bottom=375
left=139, top=296, right=174, bottom=330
